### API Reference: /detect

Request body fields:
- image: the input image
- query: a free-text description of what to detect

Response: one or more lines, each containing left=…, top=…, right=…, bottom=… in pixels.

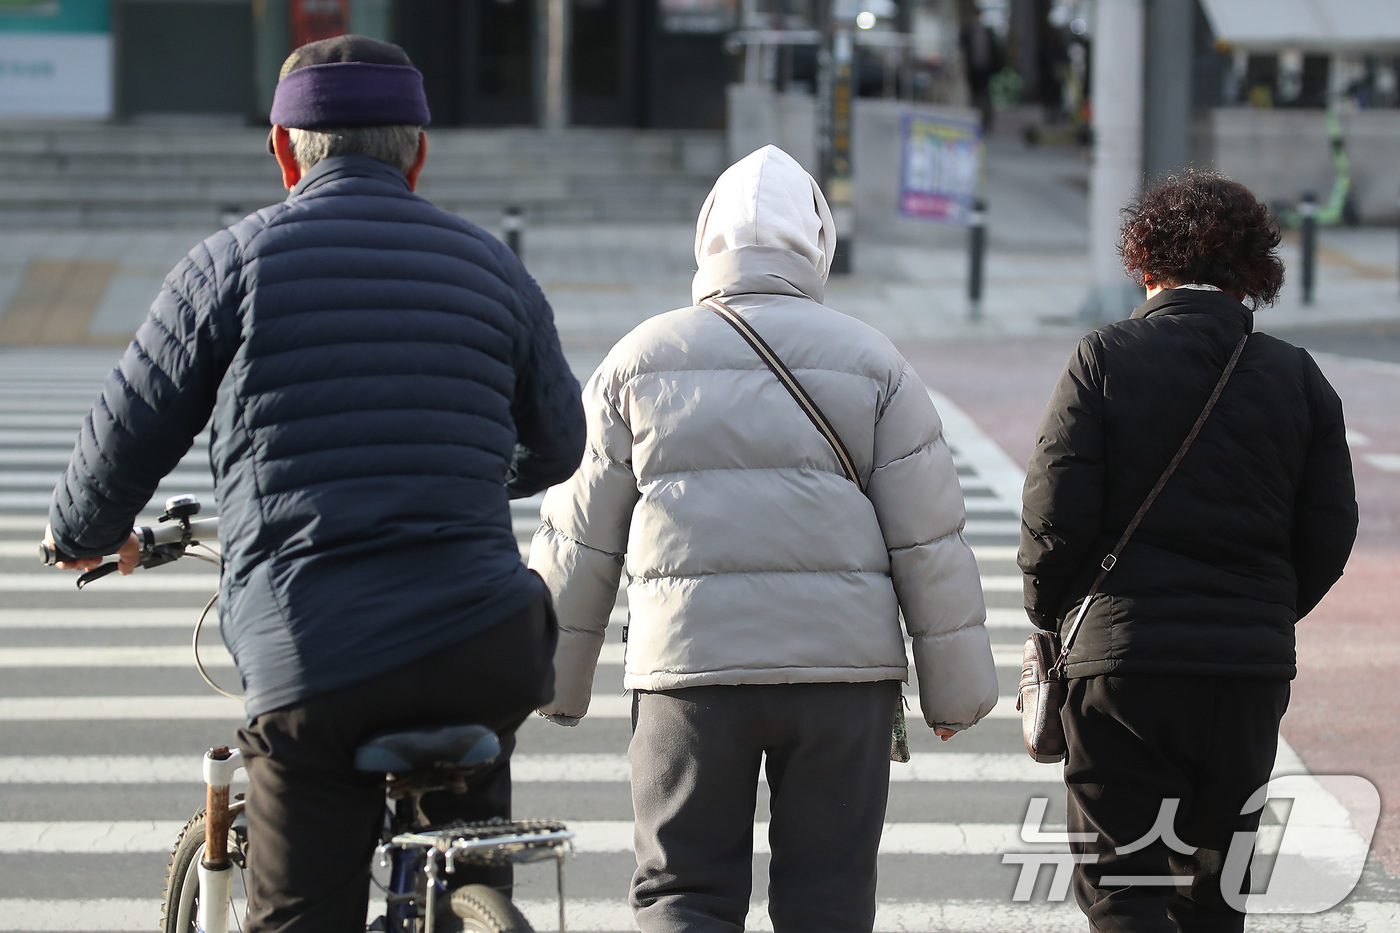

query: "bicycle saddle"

left=353, top=724, right=501, bottom=774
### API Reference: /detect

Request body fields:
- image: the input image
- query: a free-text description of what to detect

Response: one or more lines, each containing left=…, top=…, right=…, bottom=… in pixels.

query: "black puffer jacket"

left=49, top=156, right=585, bottom=718
left=1019, top=289, right=1357, bottom=680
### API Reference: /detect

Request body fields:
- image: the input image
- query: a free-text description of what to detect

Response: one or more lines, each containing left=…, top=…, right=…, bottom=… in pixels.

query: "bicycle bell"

left=163, top=494, right=201, bottom=522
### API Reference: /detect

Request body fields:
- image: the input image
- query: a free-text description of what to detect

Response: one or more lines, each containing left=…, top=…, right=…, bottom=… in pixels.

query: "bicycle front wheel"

left=440, top=884, right=533, bottom=933
left=161, top=809, right=245, bottom=933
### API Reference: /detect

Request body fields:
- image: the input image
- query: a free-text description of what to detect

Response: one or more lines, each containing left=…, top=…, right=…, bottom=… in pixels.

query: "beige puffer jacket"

left=529, top=146, right=998, bottom=730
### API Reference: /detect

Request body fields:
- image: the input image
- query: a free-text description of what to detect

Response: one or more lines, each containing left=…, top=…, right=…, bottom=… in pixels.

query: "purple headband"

left=270, top=61, right=430, bottom=128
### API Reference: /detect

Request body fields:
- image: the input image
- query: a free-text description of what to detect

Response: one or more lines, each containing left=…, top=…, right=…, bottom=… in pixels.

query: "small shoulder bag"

left=1018, top=332, right=1250, bottom=763
left=700, top=297, right=911, bottom=760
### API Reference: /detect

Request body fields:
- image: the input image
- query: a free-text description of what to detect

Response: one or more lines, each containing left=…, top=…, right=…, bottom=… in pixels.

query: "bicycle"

left=42, top=495, right=575, bottom=933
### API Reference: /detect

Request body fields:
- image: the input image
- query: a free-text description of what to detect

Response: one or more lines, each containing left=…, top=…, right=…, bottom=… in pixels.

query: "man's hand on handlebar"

left=42, top=524, right=141, bottom=575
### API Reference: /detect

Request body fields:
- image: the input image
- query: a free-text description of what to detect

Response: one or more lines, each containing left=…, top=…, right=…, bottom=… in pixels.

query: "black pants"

left=236, top=590, right=557, bottom=933
left=1064, top=674, right=1290, bottom=933
left=629, top=681, right=899, bottom=933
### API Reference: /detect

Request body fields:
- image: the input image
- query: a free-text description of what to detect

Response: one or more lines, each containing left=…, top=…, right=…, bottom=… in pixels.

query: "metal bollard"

left=503, top=206, right=524, bottom=258
left=968, top=198, right=987, bottom=321
left=1299, top=192, right=1317, bottom=306
left=830, top=205, right=854, bottom=276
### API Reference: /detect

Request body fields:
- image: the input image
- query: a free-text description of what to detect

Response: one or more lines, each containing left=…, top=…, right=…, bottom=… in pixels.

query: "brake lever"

left=75, top=562, right=121, bottom=589
left=139, top=543, right=186, bottom=570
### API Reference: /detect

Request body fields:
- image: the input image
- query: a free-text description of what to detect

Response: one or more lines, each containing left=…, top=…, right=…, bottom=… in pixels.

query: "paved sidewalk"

left=1, top=136, right=1396, bottom=351
left=0, top=217, right=1395, bottom=353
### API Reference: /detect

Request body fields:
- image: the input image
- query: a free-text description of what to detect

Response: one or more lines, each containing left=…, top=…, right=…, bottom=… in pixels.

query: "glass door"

left=570, top=0, right=640, bottom=125
left=462, top=0, right=536, bottom=124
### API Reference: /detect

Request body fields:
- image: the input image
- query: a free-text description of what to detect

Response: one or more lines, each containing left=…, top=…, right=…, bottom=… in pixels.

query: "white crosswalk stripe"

left=0, top=818, right=1367, bottom=864
left=0, top=606, right=1036, bottom=630
left=0, top=696, right=242, bottom=721
left=0, top=609, right=198, bottom=627
left=0, top=752, right=1063, bottom=784
left=521, top=899, right=1400, bottom=933
left=0, top=897, right=1396, bottom=933
left=0, top=350, right=1383, bottom=932
left=0, top=647, right=236, bottom=667
left=0, top=573, right=219, bottom=592
left=0, top=642, right=1030, bottom=668
left=0, top=451, right=87, bottom=466
left=0, top=515, right=51, bottom=532
left=0, top=430, right=107, bottom=445
left=0, top=571, right=1020, bottom=594
left=0, top=820, right=1057, bottom=856
left=0, top=694, right=1029, bottom=721
left=0, top=471, right=214, bottom=489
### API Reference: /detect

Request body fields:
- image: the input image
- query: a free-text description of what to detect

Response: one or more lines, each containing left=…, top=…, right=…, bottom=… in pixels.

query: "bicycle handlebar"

left=39, top=517, right=220, bottom=565
left=40, top=496, right=219, bottom=588
left=137, top=516, right=220, bottom=550
left=38, top=541, right=73, bottom=566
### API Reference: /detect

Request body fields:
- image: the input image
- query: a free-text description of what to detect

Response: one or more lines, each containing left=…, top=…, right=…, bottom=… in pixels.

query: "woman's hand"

left=934, top=727, right=957, bottom=742
left=537, top=710, right=580, bottom=727
left=43, top=525, right=141, bottom=575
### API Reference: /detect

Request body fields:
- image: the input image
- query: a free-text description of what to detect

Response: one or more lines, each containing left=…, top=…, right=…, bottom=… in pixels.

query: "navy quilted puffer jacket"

left=49, top=156, right=585, bottom=719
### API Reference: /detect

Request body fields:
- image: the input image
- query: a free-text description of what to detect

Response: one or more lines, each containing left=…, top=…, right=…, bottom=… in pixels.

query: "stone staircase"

left=0, top=122, right=726, bottom=227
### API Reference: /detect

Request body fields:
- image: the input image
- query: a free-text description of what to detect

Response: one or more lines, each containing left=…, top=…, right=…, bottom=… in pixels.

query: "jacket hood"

left=691, top=245, right=826, bottom=306
left=694, top=146, right=837, bottom=283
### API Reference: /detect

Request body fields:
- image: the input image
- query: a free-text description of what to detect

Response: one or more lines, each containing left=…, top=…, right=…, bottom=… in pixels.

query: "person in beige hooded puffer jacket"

left=528, top=146, right=998, bottom=932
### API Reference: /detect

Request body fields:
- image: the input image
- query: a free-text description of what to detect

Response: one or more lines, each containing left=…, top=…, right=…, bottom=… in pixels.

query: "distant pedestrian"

left=1019, top=170, right=1358, bottom=932
left=959, top=0, right=1005, bottom=132
left=1038, top=18, right=1070, bottom=124
left=529, top=145, right=999, bottom=933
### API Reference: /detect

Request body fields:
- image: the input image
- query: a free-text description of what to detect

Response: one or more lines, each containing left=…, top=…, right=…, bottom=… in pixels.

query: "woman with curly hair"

left=1019, top=170, right=1358, bottom=932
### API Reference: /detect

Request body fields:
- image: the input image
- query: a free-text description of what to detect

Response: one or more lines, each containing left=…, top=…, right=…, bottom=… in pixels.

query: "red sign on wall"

left=291, top=0, right=350, bottom=49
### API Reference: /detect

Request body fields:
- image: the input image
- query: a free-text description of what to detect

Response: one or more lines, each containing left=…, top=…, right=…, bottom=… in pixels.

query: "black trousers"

left=1063, top=674, right=1290, bottom=933
left=236, top=589, right=557, bottom=933
left=629, top=681, right=899, bottom=933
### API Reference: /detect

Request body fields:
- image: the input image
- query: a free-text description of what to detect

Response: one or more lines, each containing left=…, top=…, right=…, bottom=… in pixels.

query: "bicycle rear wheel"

left=440, top=884, right=533, bottom=932
left=161, top=809, right=245, bottom=933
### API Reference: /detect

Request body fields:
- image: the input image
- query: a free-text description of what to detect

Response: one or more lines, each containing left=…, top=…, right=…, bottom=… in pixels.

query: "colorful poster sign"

left=898, top=114, right=983, bottom=225
left=0, top=0, right=110, bottom=117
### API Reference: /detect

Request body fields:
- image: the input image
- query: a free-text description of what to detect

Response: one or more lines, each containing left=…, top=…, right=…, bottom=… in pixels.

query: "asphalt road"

left=0, top=342, right=1395, bottom=932
left=1271, top=320, right=1400, bottom=365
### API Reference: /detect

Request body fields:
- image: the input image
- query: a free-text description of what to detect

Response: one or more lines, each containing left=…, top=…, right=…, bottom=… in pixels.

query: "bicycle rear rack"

left=382, top=820, right=575, bottom=932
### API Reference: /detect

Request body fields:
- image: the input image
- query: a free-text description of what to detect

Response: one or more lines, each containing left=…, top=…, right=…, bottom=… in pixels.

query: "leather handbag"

left=1018, top=332, right=1250, bottom=763
left=700, top=297, right=911, bottom=762
left=1019, top=630, right=1068, bottom=762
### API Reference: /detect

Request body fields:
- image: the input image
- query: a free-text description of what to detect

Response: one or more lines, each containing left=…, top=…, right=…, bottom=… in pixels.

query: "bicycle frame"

left=200, top=747, right=244, bottom=933
left=195, top=746, right=575, bottom=933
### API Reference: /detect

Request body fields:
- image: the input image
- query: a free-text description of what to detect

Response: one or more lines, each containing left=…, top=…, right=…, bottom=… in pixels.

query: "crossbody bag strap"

left=1052, top=331, right=1250, bottom=675
left=701, top=296, right=862, bottom=488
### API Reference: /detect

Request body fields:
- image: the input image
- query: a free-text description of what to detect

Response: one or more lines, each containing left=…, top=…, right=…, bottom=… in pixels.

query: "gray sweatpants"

left=629, top=681, right=899, bottom=933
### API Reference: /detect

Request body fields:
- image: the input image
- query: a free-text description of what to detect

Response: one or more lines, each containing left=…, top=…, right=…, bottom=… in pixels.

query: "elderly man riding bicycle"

left=43, top=35, right=584, bottom=933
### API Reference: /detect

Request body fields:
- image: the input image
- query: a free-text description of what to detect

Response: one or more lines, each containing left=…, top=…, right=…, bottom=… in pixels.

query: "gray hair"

left=287, top=125, right=421, bottom=175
